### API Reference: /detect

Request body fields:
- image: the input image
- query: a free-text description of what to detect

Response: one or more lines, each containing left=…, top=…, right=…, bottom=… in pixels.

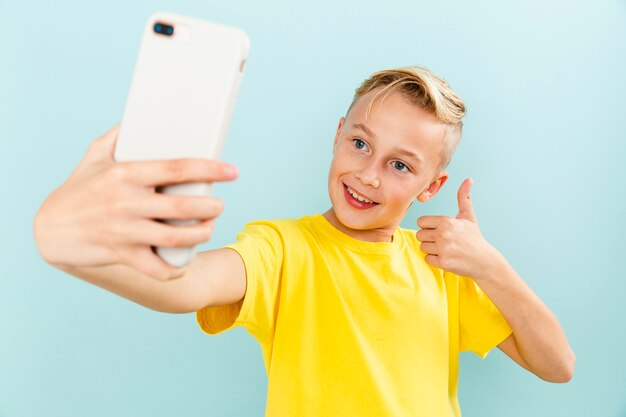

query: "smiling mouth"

left=343, top=183, right=379, bottom=208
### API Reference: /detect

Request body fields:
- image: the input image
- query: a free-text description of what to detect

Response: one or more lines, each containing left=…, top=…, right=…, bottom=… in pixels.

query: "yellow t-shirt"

left=197, top=214, right=512, bottom=417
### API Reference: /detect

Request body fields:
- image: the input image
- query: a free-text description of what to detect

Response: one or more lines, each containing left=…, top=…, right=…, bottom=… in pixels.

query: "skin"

left=33, top=124, right=239, bottom=281
left=323, top=89, right=449, bottom=242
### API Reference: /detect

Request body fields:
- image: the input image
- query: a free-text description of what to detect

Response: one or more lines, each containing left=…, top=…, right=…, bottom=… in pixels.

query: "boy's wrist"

left=472, top=245, right=510, bottom=285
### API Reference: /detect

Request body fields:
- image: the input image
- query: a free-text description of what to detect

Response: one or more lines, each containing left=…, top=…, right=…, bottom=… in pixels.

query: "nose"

left=355, top=163, right=380, bottom=189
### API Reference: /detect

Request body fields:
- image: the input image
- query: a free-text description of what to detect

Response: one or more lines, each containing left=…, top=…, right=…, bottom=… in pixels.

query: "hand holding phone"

left=34, top=125, right=239, bottom=281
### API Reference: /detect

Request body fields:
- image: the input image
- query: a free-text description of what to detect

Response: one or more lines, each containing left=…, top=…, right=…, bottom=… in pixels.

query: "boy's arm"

left=49, top=248, right=246, bottom=313
left=497, top=335, right=531, bottom=371
left=416, top=178, right=575, bottom=383
left=34, top=124, right=245, bottom=312
left=475, top=252, right=574, bottom=382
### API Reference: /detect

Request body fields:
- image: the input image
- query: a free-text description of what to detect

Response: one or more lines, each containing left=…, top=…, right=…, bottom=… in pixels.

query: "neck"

left=322, top=208, right=395, bottom=243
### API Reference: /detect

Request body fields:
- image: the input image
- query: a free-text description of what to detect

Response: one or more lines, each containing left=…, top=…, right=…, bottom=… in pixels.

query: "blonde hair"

left=347, top=66, right=466, bottom=170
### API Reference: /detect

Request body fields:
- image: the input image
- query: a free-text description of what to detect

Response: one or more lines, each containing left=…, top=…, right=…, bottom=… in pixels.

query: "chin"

left=337, top=216, right=372, bottom=231
left=333, top=205, right=381, bottom=230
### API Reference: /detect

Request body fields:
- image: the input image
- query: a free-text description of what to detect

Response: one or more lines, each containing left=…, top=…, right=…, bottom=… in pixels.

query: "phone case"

left=115, top=12, right=249, bottom=267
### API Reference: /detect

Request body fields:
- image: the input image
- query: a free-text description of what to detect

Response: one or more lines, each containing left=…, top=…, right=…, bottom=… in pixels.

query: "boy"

left=34, top=66, right=575, bottom=416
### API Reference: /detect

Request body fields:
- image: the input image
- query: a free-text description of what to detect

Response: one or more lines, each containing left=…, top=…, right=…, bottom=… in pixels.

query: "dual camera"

left=153, top=22, right=174, bottom=36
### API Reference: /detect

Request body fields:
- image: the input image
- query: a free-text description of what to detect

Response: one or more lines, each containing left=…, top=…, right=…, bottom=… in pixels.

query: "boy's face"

left=324, top=88, right=449, bottom=242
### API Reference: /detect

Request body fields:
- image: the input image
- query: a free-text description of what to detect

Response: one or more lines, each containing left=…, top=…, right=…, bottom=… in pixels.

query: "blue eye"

left=353, top=139, right=366, bottom=150
left=393, top=161, right=409, bottom=172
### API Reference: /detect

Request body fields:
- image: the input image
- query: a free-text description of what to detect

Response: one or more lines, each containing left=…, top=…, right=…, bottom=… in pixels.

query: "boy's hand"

left=33, top=124, right=239, bottom=281
left=416, top=178, right=501, bottom=278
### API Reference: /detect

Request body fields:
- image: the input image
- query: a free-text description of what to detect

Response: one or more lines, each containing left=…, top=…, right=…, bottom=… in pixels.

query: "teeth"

left=348, top=187, right=375, bottom=204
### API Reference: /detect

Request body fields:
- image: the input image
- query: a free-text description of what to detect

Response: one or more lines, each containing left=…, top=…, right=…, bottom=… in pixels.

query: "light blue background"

left=1, top=0, right=625, bottom=416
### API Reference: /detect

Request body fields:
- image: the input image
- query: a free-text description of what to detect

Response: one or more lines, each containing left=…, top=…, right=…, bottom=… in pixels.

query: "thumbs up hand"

left=416, top=178, right=500, bottom=279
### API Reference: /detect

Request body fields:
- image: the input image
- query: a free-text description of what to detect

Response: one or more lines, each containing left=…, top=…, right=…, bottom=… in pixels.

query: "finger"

left=73, top=124, right=121, bottom=177
left=419, top=242, right=440, bottom=255
left=90, top=124, right=121, bottom=160
left=415, top=229, right=437, bottom=243
left=456, top=178, right=477, bottom=222
left=120, top=159, right=239, bottom=187
left=123, top=218, right=215, bottom=248
left=424, top=254, right=442, bottom=268
left=417, top=215, right=449, bottom=229
left=131, top=194, right=224, bottom=221
left=123, top=246, right=186, bottom=281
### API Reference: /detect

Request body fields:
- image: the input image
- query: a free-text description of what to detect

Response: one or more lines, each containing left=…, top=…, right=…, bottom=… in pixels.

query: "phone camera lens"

left=154, top=22, right=174, bottom=36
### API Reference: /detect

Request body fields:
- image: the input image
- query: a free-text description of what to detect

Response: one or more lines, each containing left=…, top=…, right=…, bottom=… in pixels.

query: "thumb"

left=70, top=124, right=120, bottom=179
left=456, top=178, right=478, bottom=222
left=96, top=123, right=121, bottom=160
left=86, top=124, right=120, bottom=162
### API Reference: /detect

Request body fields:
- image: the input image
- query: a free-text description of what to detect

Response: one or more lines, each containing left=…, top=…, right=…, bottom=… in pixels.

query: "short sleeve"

left=458, top=275, right=512, bottom=358
left=196, top=221, right=284, bottom=344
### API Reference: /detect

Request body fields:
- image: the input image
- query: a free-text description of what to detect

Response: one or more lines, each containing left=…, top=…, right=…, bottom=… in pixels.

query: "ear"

left=416, top=171, right=449, bottom=203
left=333, top=117, right=345, bottom=146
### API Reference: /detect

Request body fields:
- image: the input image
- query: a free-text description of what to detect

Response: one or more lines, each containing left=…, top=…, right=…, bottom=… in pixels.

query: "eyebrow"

left=352, top=123, right=424, bottom=164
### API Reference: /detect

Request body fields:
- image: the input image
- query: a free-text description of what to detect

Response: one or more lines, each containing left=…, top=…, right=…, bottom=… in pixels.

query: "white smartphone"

left=114, top=12, right=249, bottom=267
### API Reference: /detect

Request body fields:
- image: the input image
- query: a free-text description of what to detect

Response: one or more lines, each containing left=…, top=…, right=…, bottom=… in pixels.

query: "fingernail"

left=225, top=164, right=239, bottom=177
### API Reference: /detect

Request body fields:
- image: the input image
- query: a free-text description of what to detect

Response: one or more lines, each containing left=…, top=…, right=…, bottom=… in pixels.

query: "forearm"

left=473, top=250, right=575, bottom=381
left=50, top=261, right=210, bottom=314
